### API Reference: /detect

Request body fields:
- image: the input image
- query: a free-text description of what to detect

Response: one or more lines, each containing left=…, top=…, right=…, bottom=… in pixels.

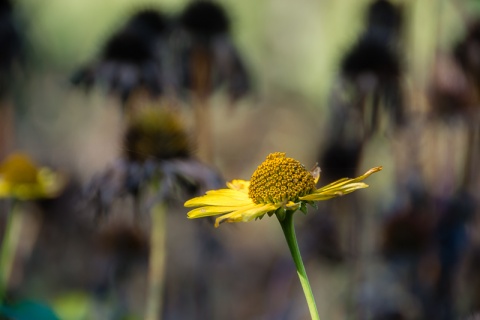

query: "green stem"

left=0, top=201, right=21, bottom=302
left=145, top=202, right=167, bottom=320
left=278, top=211, right=320, bottom=320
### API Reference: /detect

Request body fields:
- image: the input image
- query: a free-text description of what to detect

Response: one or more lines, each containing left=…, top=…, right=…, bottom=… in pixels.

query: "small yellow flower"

left=0, top=153, right=65, bottom=200
left=185, top=152, right=382, bottom=227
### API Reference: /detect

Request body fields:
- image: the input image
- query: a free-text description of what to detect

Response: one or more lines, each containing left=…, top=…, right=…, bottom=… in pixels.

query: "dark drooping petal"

left=71, top=9, right=172, bottom=103
left=175, top=1, right=251, bottom=101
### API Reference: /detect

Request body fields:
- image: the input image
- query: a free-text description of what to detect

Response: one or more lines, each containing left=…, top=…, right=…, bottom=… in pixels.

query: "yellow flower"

left=0, top=153, right=65, bottom=200
left=185, top=152, right=382, bottom=227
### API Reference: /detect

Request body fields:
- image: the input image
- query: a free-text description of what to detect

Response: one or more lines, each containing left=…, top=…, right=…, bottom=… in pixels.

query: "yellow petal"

left=285, top=201, right=301, bottom=210
left=187, top=204, right=249, bottom=219
left=214, top=203, right=278, bottom=227
left=206, top=189, right=250, bottom=200
left=300, top=183, right=369, bottom=201
left=226, top=180, right=250, bottom=193
left=214, top=211, right=244, bottom=227
left=300, top=166, right=382, bottom=202
left=0, top=180, right=10, bottom=197
left=184, top=189, right=251, bottom=207
left=38, top=168, right=66, bottom=197
left=0, top=157, right=66, bottom=200
left=239, top=203, right=277, bottom=222
left=319, top=166, right=382, bottom=191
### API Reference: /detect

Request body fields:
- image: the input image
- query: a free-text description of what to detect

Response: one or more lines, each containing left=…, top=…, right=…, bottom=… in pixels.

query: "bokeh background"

left=2, top=0, right=480, bottom=319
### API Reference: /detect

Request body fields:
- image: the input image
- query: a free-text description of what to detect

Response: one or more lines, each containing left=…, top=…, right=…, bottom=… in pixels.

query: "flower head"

left=87, top=106, right=223, bottom=216
left=70, top=9, right=170, bottom=103
left=177, top=1, right=250, bottom=101
left=185, top=152, right=382, bottom=227
left=179, top=1, right=230, bottom=39
left=0, top=153, right=65, bottom=200
left=248, top=153, right=316, bottom=204
left=124, top=106, right=191, bottom=162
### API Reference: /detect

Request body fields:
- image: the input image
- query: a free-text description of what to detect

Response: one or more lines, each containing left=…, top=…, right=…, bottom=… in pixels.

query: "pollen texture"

left=248, top=152, right=315, bottom=204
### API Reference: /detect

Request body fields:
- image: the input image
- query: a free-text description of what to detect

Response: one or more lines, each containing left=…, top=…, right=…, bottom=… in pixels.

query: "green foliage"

left=0, top=300, right=59, bottom=320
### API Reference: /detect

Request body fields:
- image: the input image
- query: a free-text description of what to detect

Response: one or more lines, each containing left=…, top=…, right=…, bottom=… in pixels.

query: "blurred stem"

left=145, top=202, right=167, bottom=320
left=0, top=101, right=14, bottom=159
left=0, top=201, right=21, bottom=302
left=192, top=47, right=214, bottom=163
left=278, top=211, right=320, bottom=320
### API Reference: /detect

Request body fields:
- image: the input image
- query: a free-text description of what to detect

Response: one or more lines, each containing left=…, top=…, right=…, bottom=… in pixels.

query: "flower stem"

left=0, top=201, right=21, bottom=302
left=278, top=211, right=320, bottom=320
left=145, top=202, right=167, bottom=320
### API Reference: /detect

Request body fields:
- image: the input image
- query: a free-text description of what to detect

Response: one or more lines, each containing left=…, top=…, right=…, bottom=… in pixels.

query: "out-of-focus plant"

left=429, top=17, right=480, bottom=190
left=176, top=0, right=250, bottom=102
left=71, top=2, right=251, bottom=164
left=185, top=152, right=381, bottom=319
left=71, top=9, right=173, bottom=110
left=0, top=0, right=25, bottom=159
left=0, top=0, right=23, bottom=98
left=335, top=0, right=405, bottom=138
left=175, top=0, right=251, bottom=162
left=0, top=152, right=65, bottom=319
left=86, top=105, right=222, bottom=319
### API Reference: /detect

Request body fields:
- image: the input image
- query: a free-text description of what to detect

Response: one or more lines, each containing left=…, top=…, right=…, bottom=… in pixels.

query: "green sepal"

left=307, top=201, right=317, bottom=209
left=300, top=202, right=308, bottom=215
left=275, top=207, right=286, bottom=221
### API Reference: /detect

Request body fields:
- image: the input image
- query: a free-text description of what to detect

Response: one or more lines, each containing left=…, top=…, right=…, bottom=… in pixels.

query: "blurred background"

left=2, top=0, right=480, bottom=319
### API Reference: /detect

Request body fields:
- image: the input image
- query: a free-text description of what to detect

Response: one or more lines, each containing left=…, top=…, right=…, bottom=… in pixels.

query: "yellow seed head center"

left=248, top=152, right=316, bottom=204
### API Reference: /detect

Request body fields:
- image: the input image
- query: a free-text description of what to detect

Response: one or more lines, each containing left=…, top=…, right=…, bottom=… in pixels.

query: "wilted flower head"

left=342, top=0, right=403, bottom=82
left=179, top=1, right=230, bottom=40
left=0, top=0, right=23, bottom=97
left=427, top=19, right=480, bottom=121
left=71, top=9, right=171, bottom=103
left=337, top=0, right=404, bottom=135
left=185, top=152, right=382, bottom=227
left=366, top=0, right=403, bottom=42
left=454, top=20, right=480, bottom=82
left=124, top=106, right=191, bottom=162
left=0, top=153, right=65, bottom=200
left=176, top=0, right=250, bottom=101
left=87, top=106, right=222, bottom=215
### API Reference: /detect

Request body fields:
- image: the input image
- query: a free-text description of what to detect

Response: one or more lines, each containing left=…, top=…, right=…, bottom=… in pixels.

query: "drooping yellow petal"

left=184, top=189, right=251, bottom=207
left=300, top=166, right=382, bottom=202
left=204, top=189, right=251, bottom=201
left=214, top=203, right=278, bottom=227
left=321, top=167, right=382, bottom=191
left=238, top=203, right=278, bottom=222
left=285, top=201, right=301, bottom=211
left=187, top=204, right=252, bottom=219
left=300, top=183, right=369, bottom=201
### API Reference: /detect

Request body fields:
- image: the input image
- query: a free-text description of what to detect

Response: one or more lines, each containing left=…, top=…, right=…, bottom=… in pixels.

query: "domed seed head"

left=248, top=152, right=316, bottom=204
